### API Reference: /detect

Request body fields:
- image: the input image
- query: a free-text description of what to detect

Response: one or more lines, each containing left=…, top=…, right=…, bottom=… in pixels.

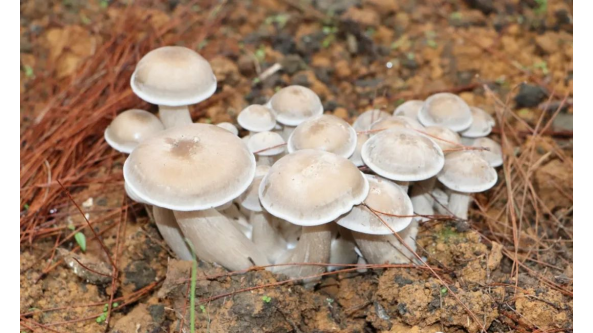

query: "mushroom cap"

left=423, top=126, right=462, bottom=151
left=471, top=137, right=503, bottom=167
left=216, top=122, right=239, bottom=135
left=267, top=85, right=323, bottom=126
left=259, top=149, right=369, bottom=226
left=437, top=151, right=498, bottom=193
left=393, top=100, right=424, bottom=119
left=337, top=175, right=413, bottom=235
left=130, top=46, right=217, bottom=106
left=349, top=133, right=369, bottom=167
left=417, top=93, right=473, bottom=131
left=237, top=104, right=277, bottom=132
left=362, top=128, right=445, bottom=181
left=104, top=109, right=164, bottom=154
left=353, top=109, right=391, bottom=131
left=124, top=123, right=256, bottom=211
left=238, top=164, right=271, bottom=212
left=247, top=131, right=286, bottom=156
left=287, top=114, right=357, bottom=158
left=460, top=106, right=496, bottom=138
left=370, top=115, right=425, bottom=132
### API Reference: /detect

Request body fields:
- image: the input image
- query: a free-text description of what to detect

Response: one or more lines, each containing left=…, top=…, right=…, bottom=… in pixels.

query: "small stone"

left=514, top=84, right=547, bottom=108
left=463, top=0, right=495, bottom=15
left=124, top=260, right=156, bottom=291
left=332, top=107, right=348, bottom=120
left=280, top=54, right=305, bottom=75
left=237, top=54, right=256, bottom=76
left=334, top=60, right=352, bottom=79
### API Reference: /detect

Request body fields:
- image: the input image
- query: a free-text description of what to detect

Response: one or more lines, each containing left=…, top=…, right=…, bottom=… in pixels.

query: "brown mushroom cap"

left=267, top=85, right=323, bottom=126
left=104, top=109, right=164, bottom=154
left=124, top=123, right=256, bottom=210
left=130, top=46, right=217, bottom=106
left=287, top=114, right=357, bottom=158
left=418, top=93, right=473, bottom=131
left=437, top=151, right=498, bottom=193
left=362, top=128, right=445, bottom=181
left=337, top=175, right=413, bottom=235
left=259, top=150, right=369, bottom=226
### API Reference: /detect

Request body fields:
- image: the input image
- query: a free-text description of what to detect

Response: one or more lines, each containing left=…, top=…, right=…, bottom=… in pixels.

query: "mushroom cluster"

left=104, top=47, right=503, bottom=281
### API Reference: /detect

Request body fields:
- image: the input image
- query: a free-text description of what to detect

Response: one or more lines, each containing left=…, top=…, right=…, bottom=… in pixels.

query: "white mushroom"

left=104, top=109, right=164, bottom=154
left=417, top=93, right=473, bottom=132
left=287, top=114, right=357, bottom=158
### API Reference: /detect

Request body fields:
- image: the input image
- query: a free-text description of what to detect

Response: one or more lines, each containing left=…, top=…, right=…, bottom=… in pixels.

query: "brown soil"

left=20, top=0, right=573, bottom=332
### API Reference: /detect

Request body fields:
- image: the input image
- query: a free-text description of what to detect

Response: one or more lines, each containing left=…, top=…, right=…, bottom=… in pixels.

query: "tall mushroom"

left=124, top=124, right=269, bottom=270
left=437, top=151, right=498, bottom=220
left=130, top=46, right=217, bottom=128
left=237, top=104, right=277, bottom=135
left=337, top=175, right=417, bottom=264
left=393, top=100, right=424, bottom=119
left=259, top=150, right=369, bottom=280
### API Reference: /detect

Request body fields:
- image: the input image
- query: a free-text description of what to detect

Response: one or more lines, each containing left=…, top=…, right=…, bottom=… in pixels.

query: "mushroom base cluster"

left=105, top=47, right=503, bottom=282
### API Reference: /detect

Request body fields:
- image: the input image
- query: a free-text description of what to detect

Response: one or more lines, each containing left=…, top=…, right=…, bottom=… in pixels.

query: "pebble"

left=514, top=83, right=547, bottom=108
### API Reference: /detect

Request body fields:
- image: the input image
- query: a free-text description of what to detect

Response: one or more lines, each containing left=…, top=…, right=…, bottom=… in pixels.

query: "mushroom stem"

left=351, top=220, right=418, bottom=264
left=447, top=191, right=471, bottom=220
left=328, top=227, right=358, bottom=271
left=280, top=125, right=296, bottom=140
left=409, top=177, right=436, bottom=222
left=219, top=203, right=252, bottom=239
left=250, top=211, right=288, bottom=263
left=272, top=224, right=332, bottom=281
left=152, top=206, right=193, bottom=260
left=158, top=105, right=192, bottom=128
left=174, top=209, right=270, bottom=271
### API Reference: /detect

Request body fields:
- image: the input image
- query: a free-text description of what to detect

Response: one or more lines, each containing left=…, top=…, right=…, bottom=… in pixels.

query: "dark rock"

left=124, top=260, right=156, bottom=291
left=401, top=55, right=418, bottom=70
left=553, top=113, right=573, bottom=131
left=323, top=100, right=339, bottom=111
left=297, top=32, right=326, bottom=56
left=313, top=67, right=331, bottom=84
left=280, top=54, right=306, bottom=75
left=463, top=0, right=495, bottom=15
left=147, top=304, right=165, bottom=324
left=272, top=32, right=296, bottom=55
left=354, top=78, right=382, bottom=88
left=514, top=83, right=547, bottom=107
left=394, top=275, right=413, bottom=286
left=291, top=72, right=310, bottom=87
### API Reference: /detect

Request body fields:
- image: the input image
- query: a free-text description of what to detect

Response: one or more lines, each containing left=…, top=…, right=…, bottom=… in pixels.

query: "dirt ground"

left=20, top=0, right=573, bottom=332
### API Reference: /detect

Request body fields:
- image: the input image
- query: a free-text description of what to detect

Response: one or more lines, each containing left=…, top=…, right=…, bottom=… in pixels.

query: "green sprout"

left=96, top=303, right=118, bottom=323
left=262, top=295, right=272, bottom=303
left=406, top=52, right=415, bottom=61
left=68, top=223, right=86, bottom=252
left=99, top=0, right=109, bottom=9
left=80, top=13, right=91, bottom=25
left=440, top=287, right=448, bottom=296
left=185, top=239, right=198, bottom=333
left=264, top=14, right=289, bottom=29
left=23, top=66, right=34, bottom=78
left=395, top=98, right=405, bottom=106
left=197, top=40, right=208, bottom=51
left=200, top=304, right=206, bottom=313
left=23, top=203, right=30, bottom=210
left=534, top=0, right=547, bottom=15
left=322, top=34, right=336, bottom=48
left=255, top=46, right=266, bottom=63
left=449, top=11, right=463, bottom=21
left=425, top=31, right=437, bottom=49
left=533, top=61, right=549, bottom=75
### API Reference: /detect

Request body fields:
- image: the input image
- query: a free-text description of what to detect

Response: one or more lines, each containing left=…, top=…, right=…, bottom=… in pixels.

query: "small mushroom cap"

left=418, top=93, right=473, bottom=131
left=471, top=137, right=503, bottom=167
left=362, top=128, right=445, bottom=181
left=353, top=109, right=391, bottom=131
left=423, top=126, right=462, bottom=151
left=370, top=115, right=425, bottom=132
left=267, top=85, right=323, bottom=126
left=130, top=46, right=217, bottom=106
left=247, top=131, right=286, bottom=156
left=259, top=149, right=369, bottom=226
left=104, top=109, right=164, bottom=154
left=124, top=123, right=256, bottom=210
left=460, top=106, right=496, bottom=138
left=287, top=114, right=357, bottom=158
left=238, top=164, right=271, bottom=212
left=349, top=133, right=369, bottom=167
left=393, top=100, right=424, bottom=119
left=437, top=151, right=498, bottom=193
left=337, top=175, right=413, bottom=235
left=216, top=122, right=238, bottom=135
left=237, top=104, right=277, bottom=132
